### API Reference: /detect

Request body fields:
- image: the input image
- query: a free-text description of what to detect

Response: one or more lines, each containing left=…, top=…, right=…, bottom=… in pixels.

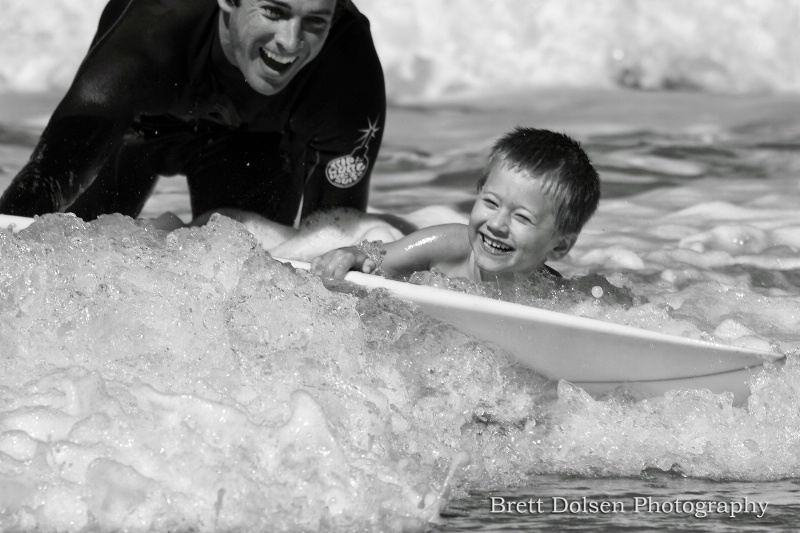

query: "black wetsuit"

left=0, top=0, right=385, bottom=226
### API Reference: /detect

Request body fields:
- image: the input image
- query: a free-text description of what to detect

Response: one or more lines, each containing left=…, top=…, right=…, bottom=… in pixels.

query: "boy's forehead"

left=491, top=155, right=536, bottom=177
left=485, top=162, right=557, bottom=210
left=488, top=158, right=547, bottom=189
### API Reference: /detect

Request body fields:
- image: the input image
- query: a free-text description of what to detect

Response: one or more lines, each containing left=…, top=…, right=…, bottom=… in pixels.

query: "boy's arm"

left=311, top=223, right=470, bottom=279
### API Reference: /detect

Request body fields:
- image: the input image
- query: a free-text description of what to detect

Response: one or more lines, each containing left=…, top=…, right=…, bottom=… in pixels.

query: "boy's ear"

left=546, top=232, right=577, bottom=262
left=217, top=0, right=235, bottom=14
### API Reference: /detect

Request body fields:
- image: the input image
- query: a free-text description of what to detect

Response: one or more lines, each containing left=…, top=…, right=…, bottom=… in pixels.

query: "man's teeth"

left=263, top=49, right=297, bottom=65
left=482, top=235, right=512, bottom=251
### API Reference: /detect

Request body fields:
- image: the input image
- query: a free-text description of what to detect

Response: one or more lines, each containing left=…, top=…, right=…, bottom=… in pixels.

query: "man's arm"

left=290, top=9, right=387, bottom=220
left=0, top=0, right=185, bottom=216
left=0, top=115, right=124, bottom=216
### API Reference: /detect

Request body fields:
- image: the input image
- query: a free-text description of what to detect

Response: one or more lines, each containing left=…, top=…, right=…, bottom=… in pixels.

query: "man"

left=0, top=0, right=385, bottom=228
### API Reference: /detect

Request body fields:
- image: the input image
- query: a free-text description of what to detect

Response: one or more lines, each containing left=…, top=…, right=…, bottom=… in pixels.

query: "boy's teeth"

left=482, top=235, right=511, bottom=251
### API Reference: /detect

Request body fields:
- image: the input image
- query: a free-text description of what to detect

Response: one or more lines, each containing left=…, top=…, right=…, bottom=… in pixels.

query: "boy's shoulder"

left=415, top=223, right=470, bottom=246
left=542, top=264, right=563, bottom=278
left=431, top=222, right=469, bottom=235
left=417, top=223, right=473, bottom=270
left=391, top=222, right=471, bottom=261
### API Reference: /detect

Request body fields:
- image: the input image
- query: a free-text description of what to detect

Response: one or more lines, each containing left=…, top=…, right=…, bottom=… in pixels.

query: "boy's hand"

left=310, top=246, right=379, bottom=280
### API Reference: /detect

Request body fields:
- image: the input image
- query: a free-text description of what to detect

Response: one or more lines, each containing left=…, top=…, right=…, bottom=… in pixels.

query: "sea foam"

left=0, top=213, right=548, bottom=532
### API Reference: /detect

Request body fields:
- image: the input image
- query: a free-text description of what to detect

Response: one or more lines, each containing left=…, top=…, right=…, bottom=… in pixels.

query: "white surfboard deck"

left=0, top=214, right=36, bottom=232
left=278, top=259, right=784, bottom=403
left=1, top=214, right=783, bottom=402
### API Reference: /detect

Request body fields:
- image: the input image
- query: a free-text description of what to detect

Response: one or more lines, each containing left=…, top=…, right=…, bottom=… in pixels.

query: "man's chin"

left=246, top=77, right=285, bottom=96
left=244, top=64, right=294, bottom=95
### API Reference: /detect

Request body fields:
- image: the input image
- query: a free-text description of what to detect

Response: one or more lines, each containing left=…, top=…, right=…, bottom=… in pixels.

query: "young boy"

left=310, top=127, right=600, bottom=282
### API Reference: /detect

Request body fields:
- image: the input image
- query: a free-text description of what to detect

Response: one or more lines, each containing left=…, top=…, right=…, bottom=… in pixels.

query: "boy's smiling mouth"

left=259, top=48, right=298, bottom=73
left=480, top=233, right=514, bottom=254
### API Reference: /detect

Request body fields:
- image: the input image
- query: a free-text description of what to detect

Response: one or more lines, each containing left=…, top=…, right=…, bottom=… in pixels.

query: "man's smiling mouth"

left=259, top=48, right=297, bottom=73
left=480, top=234, right=513, bottom=253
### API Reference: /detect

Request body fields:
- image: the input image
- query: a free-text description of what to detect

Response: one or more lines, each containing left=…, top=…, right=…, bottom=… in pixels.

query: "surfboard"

left=277, top=258, right=784, bottom=404
left=0, top=214, right=783, bottom=402
left=0, top=214, right=35, bottom=232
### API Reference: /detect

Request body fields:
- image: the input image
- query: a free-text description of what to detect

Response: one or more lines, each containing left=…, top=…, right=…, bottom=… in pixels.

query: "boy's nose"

left=275, top=19, right=302, bottom=53
left=486, top=212, right=509, bottom=235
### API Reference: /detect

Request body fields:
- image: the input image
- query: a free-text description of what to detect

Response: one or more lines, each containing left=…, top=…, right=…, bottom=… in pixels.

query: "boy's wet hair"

left=478, top=127, right=601, bottom=236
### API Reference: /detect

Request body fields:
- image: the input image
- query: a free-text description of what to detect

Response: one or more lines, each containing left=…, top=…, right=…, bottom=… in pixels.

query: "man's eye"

left=303, top=16, right=330, bottom=32
left=263, top=6, right=286, bottom=20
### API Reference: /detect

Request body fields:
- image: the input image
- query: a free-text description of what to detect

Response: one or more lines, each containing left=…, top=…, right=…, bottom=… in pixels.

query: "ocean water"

left=3, top=88, right=800, bottom=532
left=3, top=0, right=800, bottom=99
left=3, top=1, right=800, bottom=532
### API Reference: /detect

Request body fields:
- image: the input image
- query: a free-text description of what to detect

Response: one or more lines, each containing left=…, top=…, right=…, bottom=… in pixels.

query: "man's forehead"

left=263, top=0, right=337, bottom=14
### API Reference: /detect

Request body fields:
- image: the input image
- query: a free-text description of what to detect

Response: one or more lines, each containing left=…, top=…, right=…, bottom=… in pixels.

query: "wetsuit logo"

left=326, top=115, right=380, bottom=188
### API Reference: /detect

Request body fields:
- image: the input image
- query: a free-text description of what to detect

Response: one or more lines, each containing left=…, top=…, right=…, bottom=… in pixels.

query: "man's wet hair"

left=229, top=0, right=350, bottom=22
left=478, top=127, right=601, bottom=236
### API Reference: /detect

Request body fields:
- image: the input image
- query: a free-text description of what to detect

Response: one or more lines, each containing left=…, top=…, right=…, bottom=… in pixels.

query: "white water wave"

left=2, top=0, right=800, bottom=99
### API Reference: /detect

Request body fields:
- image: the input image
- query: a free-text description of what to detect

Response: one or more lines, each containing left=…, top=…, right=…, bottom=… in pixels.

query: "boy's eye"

left=482, top=197, right=498, bottom=208
left=514, top=213, right=534, bottom=224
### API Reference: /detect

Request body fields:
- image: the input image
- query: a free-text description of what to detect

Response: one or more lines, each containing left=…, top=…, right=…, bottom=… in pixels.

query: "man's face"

left=218, top=0, right=336, bottom=95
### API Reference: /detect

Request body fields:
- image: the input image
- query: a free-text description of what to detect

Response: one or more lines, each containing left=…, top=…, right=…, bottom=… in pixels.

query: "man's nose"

left=275, top=18, right=302, bottom=52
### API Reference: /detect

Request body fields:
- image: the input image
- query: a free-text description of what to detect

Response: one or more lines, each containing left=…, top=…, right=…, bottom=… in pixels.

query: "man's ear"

left=546, top=232, right=577, bottom=262
left=217, top=0, right=235, bottom=14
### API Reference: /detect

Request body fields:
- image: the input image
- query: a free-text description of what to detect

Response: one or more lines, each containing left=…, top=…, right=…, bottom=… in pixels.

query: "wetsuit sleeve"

left=0, top=0, right=181, bottom=216
left=544, top=264, right=564, bottom=278
left=292, top=16, right=386, bottom=219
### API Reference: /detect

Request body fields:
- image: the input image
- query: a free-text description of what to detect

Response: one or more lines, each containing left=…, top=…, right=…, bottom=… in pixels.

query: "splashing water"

left=0, top=213, right=556, bottom=532
left=2, top=202, right=800, bottom=531
left=3, top=2, right=800, bottom=529
left=3, top=0, right=800, bottom=100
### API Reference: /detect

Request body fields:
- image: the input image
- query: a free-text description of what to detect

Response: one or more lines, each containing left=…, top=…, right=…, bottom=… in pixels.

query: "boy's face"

left=468, top=160, right=575, bottom=275
left=218, top=0, right=336, bottom=96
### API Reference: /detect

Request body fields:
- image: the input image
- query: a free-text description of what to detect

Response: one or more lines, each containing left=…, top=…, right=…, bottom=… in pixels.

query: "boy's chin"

left=474, top=260, right=516, bottom=279
left=475, top=258, right=543, bottom=279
